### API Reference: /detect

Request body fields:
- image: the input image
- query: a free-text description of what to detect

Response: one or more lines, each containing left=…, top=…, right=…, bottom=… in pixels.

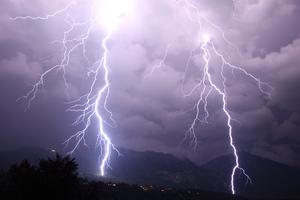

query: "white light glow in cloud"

left=96, top=0, right=134, bottom=30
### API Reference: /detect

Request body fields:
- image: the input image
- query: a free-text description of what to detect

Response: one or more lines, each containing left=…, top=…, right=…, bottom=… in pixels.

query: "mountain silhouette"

left=203, top=151, right=300, bottom=199
left=106, top=148, right=226, bottom=192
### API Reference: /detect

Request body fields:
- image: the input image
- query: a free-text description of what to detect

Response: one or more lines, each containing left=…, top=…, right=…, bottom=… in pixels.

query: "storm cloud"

left=0, top=0, right=300, bottom=167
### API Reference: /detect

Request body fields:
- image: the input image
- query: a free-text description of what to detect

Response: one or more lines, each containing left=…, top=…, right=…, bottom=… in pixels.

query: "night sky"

left=0, top=0, right=300, bottom=169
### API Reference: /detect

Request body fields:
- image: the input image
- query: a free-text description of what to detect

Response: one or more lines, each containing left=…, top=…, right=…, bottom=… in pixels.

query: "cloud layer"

left=0, top=0, right=299, bottom=167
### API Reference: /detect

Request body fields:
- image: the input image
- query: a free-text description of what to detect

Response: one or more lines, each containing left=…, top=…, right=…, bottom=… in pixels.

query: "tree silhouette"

left=0, top=154, right=82, bottom=200
left=37, top=154, right=80, bottom=199
left=5, top=160, right=38, bottom=199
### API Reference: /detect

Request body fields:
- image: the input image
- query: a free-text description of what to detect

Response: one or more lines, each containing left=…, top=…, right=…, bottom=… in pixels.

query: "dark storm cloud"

left=0, top=0, right=300, bottom=167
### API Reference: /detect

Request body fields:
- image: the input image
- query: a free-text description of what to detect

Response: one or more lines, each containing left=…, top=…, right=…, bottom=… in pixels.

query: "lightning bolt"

left=179, top=0, right=272, bottom=195
left=11, top=0, right=127, bottom=176
left=10, top=1, right=76, bottom=21
left=143, top=40, right=175, bottom=81
left=11, top=0, right=273, bottom=195
left=201, top=37, right=255, bottom=194
left=66, top=29, right=118, bottom=176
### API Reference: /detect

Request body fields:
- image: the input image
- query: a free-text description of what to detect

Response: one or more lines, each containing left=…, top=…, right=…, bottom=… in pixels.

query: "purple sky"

left=0, top=0, right=300, bottom=167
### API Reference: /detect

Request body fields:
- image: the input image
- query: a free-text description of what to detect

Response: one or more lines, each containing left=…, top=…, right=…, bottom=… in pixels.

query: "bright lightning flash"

left=96, top=0, right=132, bottom=31
left=11, top=0, right=133, bottom=176
left=202, top=33, right=211, bottom=44
left=179, top=0, right=272, bottom=195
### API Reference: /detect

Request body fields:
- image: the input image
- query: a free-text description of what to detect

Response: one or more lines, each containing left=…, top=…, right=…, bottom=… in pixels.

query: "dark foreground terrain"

left=1, top=149, right=299, bottom=200
left=0, top=154, right=244, bottom=200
